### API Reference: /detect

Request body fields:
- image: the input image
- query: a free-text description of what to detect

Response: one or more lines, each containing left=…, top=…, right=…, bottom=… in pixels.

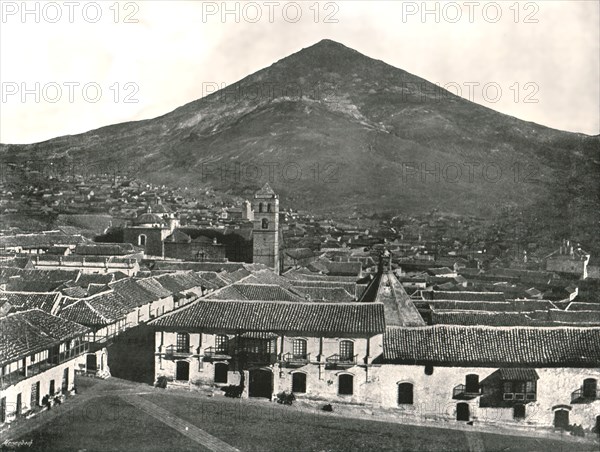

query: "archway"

left=249, top=369, right=273, bottom=398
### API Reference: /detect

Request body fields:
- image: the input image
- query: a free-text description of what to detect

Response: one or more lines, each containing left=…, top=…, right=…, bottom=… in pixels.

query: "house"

left=149, top=300, right=386, bottom=401
left=545, top=240, right=590, bottom=279
left=1, top=309, right=89, bottom=425
left=380, top=326, right=600, bottom=430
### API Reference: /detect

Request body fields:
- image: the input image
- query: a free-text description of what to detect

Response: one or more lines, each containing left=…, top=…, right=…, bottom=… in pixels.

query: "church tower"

left=252, top=183, right=279, bottom=273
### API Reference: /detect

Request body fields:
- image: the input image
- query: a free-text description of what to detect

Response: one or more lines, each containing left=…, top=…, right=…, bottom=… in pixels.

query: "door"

left=16, top=394, right=21, bottom=417
left=338, top=374, right=354, bottom=395
left=214, top=363, right=228, bottom=384
left=292, top=373, right=307, bottom=393
left=31, top=381, right=40, bottom=408
left=457, top=403, right=470, bottom=421
left=554, top=409, right=569, bottom=429
left=249, top=369, right=273, bottom=398
left=86, top=354, right=98, bottom=373
left=176, top=361, right=190, bottom=381
left=62, top=368, right=69, bottom=392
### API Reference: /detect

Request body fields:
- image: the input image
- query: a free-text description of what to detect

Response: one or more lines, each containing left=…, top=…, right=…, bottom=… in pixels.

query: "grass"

left=9, top=377, right=597, bottom=452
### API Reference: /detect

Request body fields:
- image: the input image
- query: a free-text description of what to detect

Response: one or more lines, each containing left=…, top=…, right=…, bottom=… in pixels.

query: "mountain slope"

left=1, top=39, right=598, bottom=245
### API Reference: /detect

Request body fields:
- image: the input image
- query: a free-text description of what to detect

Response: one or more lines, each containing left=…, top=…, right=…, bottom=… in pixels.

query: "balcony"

left=452, top=384, right=481, bottom=400
left=163, top=345, right=197, bottom=359
left=503, top=392, right=536, bottom=402
left=325, top=354, right=358, bottom=369
left=236, top=351, right=277, bottom=366
left=203, top=347, right=231, bottom=360
left=571, top=388, right=600, bottom=404
left=281, top=353, right=311, bottom=367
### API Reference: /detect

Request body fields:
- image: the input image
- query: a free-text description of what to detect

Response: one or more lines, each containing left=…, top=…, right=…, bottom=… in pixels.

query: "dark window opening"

left=262, top=218, right=269, bottom=229
left=292, top=373, right=307, bottom=393
left=465, top=374, right=479, bottom=393
left=424, top=365, right=434, bottom=375
left=513, top=404, right=526, bottom=419
left=214, top=363, right=228, bottom=384
left=398, top=382, right=414, bottom=405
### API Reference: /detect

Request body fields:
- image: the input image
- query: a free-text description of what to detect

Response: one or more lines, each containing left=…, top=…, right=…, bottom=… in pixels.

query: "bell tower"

left=252, top=183, right=279, bottom=273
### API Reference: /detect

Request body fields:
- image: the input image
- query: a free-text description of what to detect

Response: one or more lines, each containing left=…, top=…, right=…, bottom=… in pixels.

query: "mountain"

left=1, top=40, right=599, bottom=247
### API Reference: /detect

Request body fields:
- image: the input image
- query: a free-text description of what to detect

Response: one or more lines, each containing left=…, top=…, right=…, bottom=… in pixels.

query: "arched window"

left=258, top=203, right=263, bottom=213
left=214, top=362, right=228, bottom=384
left=339, top=340, right=354, bottom=361
left=267, top=203, right=272, bottom=212
left=292, top=372, right=307, bottom=393
left=176, top=332, right=189, bottom=353
left=292, top=339, right=307, bottom=359
left=138, top=234, right=147, bottom=246
left=261, top=218, right=269, bottom=229
left=338, top=374, right=353, bottom=395
left=397, top=382, right=414, bottom=405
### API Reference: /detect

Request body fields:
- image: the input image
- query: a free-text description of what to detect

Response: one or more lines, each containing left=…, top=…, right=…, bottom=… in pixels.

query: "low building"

left=1, top=309, right=89, bottom=424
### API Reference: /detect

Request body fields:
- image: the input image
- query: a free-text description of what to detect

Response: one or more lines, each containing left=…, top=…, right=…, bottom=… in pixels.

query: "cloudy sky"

left=1, top=0, right=598, bottom=144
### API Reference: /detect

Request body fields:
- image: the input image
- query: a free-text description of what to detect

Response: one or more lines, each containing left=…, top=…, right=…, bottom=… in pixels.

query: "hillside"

left=1, top=39, right=598, bottom=248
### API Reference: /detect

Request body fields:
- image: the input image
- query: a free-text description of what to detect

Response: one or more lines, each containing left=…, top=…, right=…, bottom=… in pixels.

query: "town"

left=0, top=163, right=599, bottom=450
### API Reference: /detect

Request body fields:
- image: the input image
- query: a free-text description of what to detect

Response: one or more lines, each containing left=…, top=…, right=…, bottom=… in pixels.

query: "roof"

left=154, top=272, right=205, bottom=293
left=1, top=309, right=90, bottom=365
left=292, top=286, right=356, bottom=303
left=58, top=291, right=131, bottom=326
left=0, top=233, right=85, bottom=249
left=205, top=284, right=304, bottom=302
left=74, top=243, right=135, bottom=256
left=431, top=311, right=532, bottom=327
left=135, top=277, right=172, bottom=298
left=164, top=230, right=192, bottom=243
left=109, top=278, right=159, bottom=306
left=150, top=300, right=385, bottom=336
left=499, top=368, right=539, bottom=380
left=428, top=291, right=505, bottom=302
left=0, top=292, right=61, bottom=313
left=254, top=182, right=277, bottom=198
left=384, top=325, right=600, bottom=367
left=135, top=213, right=166, bottom=225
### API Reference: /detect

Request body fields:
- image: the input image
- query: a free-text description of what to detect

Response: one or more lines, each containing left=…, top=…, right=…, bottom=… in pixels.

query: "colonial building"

left=546, top=240, right=591, bottom=279
left=150, top=300, right=385, bottom=401
left=1, top=309, right=89, bottom=425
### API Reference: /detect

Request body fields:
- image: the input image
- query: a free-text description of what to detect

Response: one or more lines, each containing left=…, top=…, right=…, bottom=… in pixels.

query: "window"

left=261, top=218, right=269, bottom=229
left=513, top=404, right=526, bottom=420
left=176, top=333, right=190, bottom=353
left=525, top=380, right=536, bottom=394
left=214, top=363, right=228, bottom=384
left=465, top=374, right=479, bottom=393
left=215, top=335, right=228, bottom=353
left=339, top=340, right=354, bottom=361
left=338, top=374, right=353, bottom=395
left=267, top=203, right=272, bottom=212
left=583, top=378, right=597, bottom=398
left=138, top=234, right=147, bottom=246
left=292, top=373, right=307, bottom=393
left=424, top=365, right=434, bottom=376
left=258, top=203, right=263, bottom=213
left=49, top=380, right=55, bottom=395
left=397, top=382, right=414, bottom=405
left=292, top=339, right=307, bottom=358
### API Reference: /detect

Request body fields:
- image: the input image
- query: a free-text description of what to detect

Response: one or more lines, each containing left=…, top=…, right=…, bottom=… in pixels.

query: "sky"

left=1, top=0, right=599, bottom=144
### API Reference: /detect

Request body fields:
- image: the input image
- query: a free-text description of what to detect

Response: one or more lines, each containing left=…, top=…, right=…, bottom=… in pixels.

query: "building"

left=122, top=206, right=179, bottom=258
left=1, top=309, right=89, bottom=424
left=252, top=183, right=280, bottom=273
left=546, top=240, right=591, bottom=279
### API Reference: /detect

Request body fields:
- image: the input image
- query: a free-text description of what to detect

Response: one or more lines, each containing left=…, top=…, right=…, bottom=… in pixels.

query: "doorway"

left=554, top=409, right=569, bottom=429
left=86, top=354, right=97, bottom=373
left=457, top=403, right=470, bottom=421
left=292, top=373, right=307, bottom=393
left=176, top=361, right=190, bottom=381
left=249, top=369, right=273, bottom=398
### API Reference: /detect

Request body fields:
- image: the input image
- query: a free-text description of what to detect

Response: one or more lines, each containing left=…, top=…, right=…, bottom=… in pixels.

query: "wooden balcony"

left=203, top=346, right=231, bottom=360
left=280, top=353, right=310, bottom=367
left=236, top=351, right=277, bottom=366
left=571, top=388, right=600, bottom=404
left=163, top=345, right=198, bottom=359
left=503, top=392, right=536, bottom=402
left=325, top=354, right=358, bottom=369
left=452, top=384, right=481, bottom=400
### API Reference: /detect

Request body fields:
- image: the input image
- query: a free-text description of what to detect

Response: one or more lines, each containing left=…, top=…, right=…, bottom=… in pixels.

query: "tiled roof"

left=527, top=310, right=600, bottom=326
left=566, top=302, right=600, bottom=312
left=219, top=268, right=252, bottom=284
left=289, top=280, right=356, bottom=295
left=293, top=286, right=356, bottom=303
left=3, top=279, right=67, bottom=293
left=499, top=368, right=539, bottom=380
left=151, top=261, right=246, bottom=272
left=242, top=269, right=296, bottom=290
left=428, top=291, right=505, bottom=302
left=74, top=243, right=135, bottom=256
left=0, top=292, right=61, bottom=313
left=0, top=233, right=85, bottom=249
left=74, top=273, right=115, bottom=287
left=109, top=278, right=158, bottom=306
left=150, top=300, right=385, bottom=335
left=384, top=325, right=600, bottom=367
left=431, top=311, right=533, bottom=326
left=135, top=278, right=172, bottom=298
left=58, top=291, right=131, bottom=326
left=194, top=272, right=230, bottom=289
left=283, top=268, right=358, bottom=282
left=205, top=284, right=305, bottom=302
left=155, top=272, right=205, bottom=293
left=0, top=309, right=89, bottom=365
